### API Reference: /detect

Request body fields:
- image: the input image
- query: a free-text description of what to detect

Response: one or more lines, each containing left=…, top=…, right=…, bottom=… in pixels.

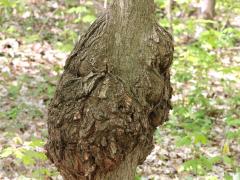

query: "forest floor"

left=0, top=1, right=239, bottom=180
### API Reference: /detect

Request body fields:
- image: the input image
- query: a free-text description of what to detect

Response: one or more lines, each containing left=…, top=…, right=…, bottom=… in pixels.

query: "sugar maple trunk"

left=45, top=0, right=173, bottom=179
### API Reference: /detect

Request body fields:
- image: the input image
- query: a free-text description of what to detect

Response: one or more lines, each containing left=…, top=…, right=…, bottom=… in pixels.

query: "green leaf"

left=199, top=156, right=212, bottom=170
left=67, top=6, right=88, bottom=14
left=224, top=173, right=233, bottom=180
left=22, top=155, right=35, bottom=166
left=0, top=0, right=13, bottom=7
left=82, top=14, right=96, bottom=23
left=194, top=133, right=208, bottom=145
left=33, top=167, right=51, bottom=177
left=176, top=136, right=192, bottom=147
left=6, top=106, right=21, bottom=120
left=29, top=139, right=45, bottom=148
left=8, top=84, right=21, bottom=99
left=134, top=175, right=142, bottom=180
left=226, top=117, right=240, bottom=126
left=154, top=0, right=165, bottom=8
left=0, top=147, right=13, bottom=158
left=223, top=156, right=234, bottom=165
left=24, top=34, right=40, bottom=43
left=183, top=159, right=199, bottom=171
left=14, top=149, right=24, bottom=159
left=25, top=150, right=47, bottom=160
left=55, top=41, right=73, bottom=52
left=209, top=156, right=222, bottom=164
left=226, top=130, right=240, bottom=140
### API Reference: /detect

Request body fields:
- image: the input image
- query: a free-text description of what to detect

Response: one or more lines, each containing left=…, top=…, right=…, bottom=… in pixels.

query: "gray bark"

left=45, top=0, right=174, bottom=179
left=166, top=0, right=173, bottom=34
left=201, top=0, right=216, bottom=19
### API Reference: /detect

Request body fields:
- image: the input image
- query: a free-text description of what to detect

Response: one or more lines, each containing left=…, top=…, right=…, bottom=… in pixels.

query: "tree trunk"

left=166, top=0, right=173, bottom=34
left=45, top=0, right=174, bottom=179
left=201, top=0, right=216, bottom=19
left=195, top=0, right=216, bottom=38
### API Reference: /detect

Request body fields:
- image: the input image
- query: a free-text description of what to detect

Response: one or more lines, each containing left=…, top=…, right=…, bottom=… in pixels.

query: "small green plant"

left=0, top=135, right=56, bottom=178
left=180, top=156, right=221, bottom=175
left=7, top=84, right=21, bottom=99
left=5, top=106, right=22, bottom=119
left=0, top=0, right=26, bottom=22
left=66, top=1, right=96, bottom=24
left=0, top=137, right=47, bottom=166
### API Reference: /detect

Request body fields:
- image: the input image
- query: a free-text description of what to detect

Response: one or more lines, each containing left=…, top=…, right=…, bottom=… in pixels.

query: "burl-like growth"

left=45, top=0, right=173, bottom=179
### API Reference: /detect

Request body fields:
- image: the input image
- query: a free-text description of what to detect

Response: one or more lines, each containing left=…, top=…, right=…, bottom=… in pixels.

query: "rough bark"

left=45, top=0, right=174, bottom=179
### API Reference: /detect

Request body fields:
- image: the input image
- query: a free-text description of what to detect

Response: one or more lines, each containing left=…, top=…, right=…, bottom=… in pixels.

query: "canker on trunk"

left=45, top=0, right=174, bottom=179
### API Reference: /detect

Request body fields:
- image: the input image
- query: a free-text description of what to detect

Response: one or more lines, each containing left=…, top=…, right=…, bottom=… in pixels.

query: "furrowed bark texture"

left=45, top=0, right=174, bottom=179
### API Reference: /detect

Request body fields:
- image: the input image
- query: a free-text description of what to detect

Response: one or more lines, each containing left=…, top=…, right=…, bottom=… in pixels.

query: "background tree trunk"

left=45, top=0, right=173, bottom=179
left=166, top=0, right=173, bottom=34
left=201, top=0, right=216, bottom=19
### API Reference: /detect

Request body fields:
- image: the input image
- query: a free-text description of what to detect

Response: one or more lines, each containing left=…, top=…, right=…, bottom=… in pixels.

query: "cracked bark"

left=45, top=0, right=174, bottom=179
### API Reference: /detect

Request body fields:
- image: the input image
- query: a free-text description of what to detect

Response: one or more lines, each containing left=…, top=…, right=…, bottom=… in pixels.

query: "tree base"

left=57, top=145, right=152, bottom=180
